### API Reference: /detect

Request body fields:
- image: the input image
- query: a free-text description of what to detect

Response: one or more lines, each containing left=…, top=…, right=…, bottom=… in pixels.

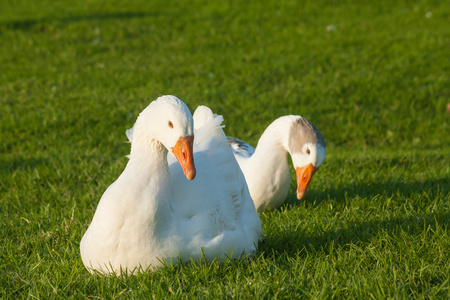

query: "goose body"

left=228, top=115, right=326, bottom=212
left=80, top=96, right=261, bottom=275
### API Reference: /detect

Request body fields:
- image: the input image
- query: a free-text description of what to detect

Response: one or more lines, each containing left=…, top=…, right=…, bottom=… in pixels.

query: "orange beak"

left=295, top=163, right=318, bottom=200
left=172, top=135, right=196, bottom=180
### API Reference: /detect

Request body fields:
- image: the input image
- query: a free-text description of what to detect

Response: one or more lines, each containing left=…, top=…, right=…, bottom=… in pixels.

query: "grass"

left=1, top=0, right=449, bottom=298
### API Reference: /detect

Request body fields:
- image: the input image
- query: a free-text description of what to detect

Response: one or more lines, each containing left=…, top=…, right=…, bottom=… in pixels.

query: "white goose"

left=228, top=116, right=326, bottom=212
left=80, top=95, right=261, bottom=275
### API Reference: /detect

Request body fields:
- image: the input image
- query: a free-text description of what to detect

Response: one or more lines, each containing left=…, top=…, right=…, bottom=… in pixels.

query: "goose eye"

left=306, top=148, right=310, bottom=155
left=168, top=121, right=174, bottom=128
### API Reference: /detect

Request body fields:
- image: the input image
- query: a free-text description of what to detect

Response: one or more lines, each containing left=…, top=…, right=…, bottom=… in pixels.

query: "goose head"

left=137, top=95, right=196, bottom=180
left=286, top=117, right=326, bottom=200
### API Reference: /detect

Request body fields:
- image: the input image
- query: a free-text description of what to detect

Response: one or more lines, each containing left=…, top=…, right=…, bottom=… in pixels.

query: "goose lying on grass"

left=80, top=95, right=261, bottom=275
left=228, top=115, right=326, bottom=212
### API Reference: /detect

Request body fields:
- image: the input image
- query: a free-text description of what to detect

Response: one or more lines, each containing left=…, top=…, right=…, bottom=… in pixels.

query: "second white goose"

left=228, top=115, right=326, bottom=212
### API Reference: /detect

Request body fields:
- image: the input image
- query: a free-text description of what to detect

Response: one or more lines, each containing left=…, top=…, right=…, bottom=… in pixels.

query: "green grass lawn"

left=1, top=0, right=449, bottom=298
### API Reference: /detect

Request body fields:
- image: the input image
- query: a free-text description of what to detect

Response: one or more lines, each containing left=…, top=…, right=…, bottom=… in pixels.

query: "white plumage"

left=228, top=115, right=326, bottom=212
left=80, top=96, right=261, bottom=275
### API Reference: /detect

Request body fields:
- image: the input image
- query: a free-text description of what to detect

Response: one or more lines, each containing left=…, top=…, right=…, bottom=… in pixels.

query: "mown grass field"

left=1, top=0, right=449, bottom=298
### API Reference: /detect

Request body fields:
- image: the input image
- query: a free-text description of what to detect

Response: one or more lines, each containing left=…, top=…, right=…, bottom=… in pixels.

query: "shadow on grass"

left=260, top=176, right=449, bottom=257
left=0, top=156, right=44, bottom=174
left=259, top=209, right=450, bottom=259
left=1, top=11, right=161, bottom=30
